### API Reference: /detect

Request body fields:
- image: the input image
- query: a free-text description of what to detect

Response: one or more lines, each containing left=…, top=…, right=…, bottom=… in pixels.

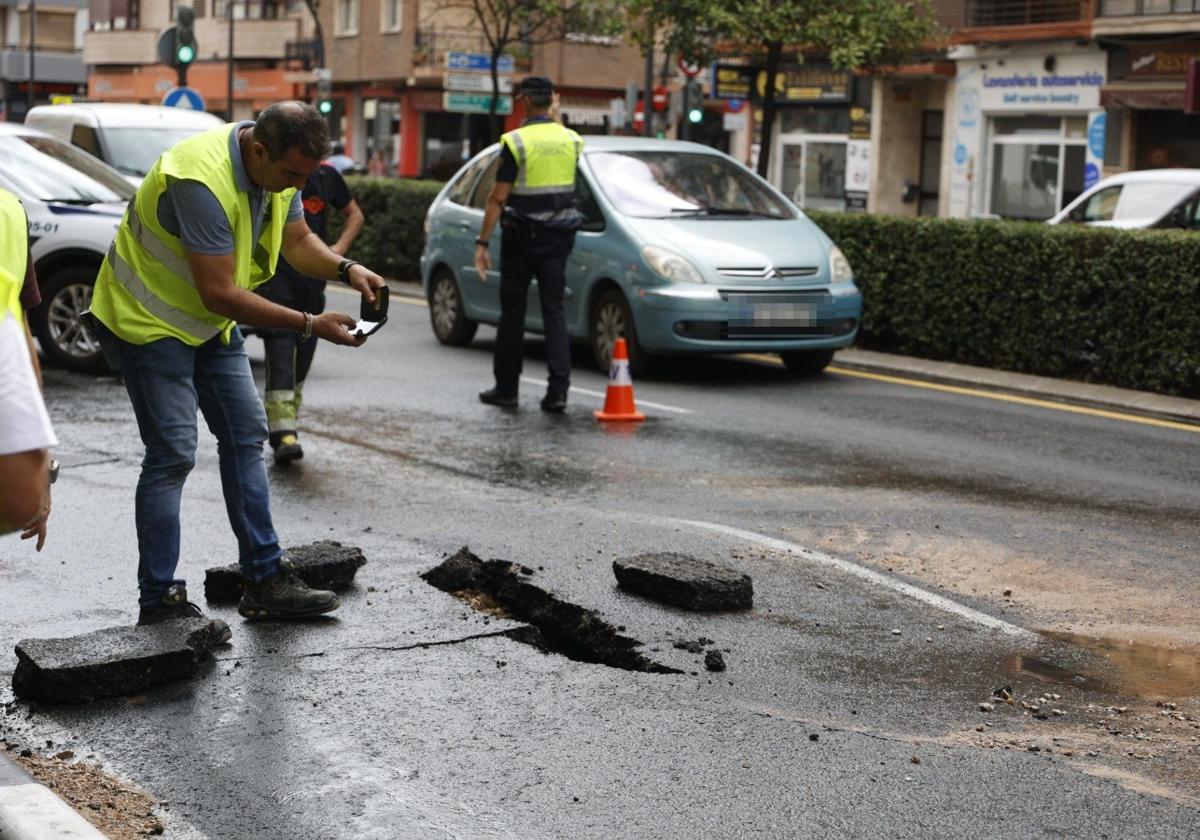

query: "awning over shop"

left=559, top=96, right=609, bottom=126
left=1100, top=82, right=1184, bottom=110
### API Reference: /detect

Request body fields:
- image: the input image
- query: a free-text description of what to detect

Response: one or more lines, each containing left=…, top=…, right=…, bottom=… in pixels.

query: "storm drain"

left=422, top=547, right=681, bottom=674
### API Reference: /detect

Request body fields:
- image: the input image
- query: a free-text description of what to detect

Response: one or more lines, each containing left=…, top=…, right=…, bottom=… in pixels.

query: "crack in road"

left=211, top=629, right=519, bottom=663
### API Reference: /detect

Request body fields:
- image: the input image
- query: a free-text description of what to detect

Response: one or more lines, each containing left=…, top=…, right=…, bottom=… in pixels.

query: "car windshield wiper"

left=667, top=206, right=778, bottom=218
left=43, top=197, right=98, bottom=205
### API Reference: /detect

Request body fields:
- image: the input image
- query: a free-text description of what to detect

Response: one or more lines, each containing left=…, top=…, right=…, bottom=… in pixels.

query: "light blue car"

left=419, top=136, right=862, bottom=375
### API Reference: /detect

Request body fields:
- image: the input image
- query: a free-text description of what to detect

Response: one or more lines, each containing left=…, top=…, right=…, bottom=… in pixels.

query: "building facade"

left=2, top=0, right=89, bottom=121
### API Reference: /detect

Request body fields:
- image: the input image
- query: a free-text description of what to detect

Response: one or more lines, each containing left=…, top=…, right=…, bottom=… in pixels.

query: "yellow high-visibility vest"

left=90, top=123, right=296, bottom=346
left=500, top=121, right=582, bottom=197
left=0, top=188, right=28, bottom=326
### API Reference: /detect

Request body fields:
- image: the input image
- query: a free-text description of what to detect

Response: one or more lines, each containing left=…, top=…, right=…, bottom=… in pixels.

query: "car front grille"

left=716, top=265, right=820, bottom=280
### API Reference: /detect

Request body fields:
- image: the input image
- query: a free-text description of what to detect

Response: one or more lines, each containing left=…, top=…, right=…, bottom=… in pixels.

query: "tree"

left=430, top=0, right=625, bottom=140
left=628, top=0, right=938, bottom=178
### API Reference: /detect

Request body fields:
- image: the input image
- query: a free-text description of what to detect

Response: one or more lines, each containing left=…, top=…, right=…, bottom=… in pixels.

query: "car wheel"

left=30, top=265, right=108, bottom=375
left=591, top=288, right=649, bottom=377
left=428, top=268, right=477, bottom=346
left=779, top=349, right=834, bottom=377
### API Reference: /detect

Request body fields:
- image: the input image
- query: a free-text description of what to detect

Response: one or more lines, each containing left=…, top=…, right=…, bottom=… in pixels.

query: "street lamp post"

left=27, top=0, right=37, bottom=117
left=227, top=1, right=235, bottom=121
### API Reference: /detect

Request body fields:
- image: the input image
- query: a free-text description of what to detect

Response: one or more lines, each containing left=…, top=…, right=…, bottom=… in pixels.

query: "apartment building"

left=83, top=0, right=317, bottom=119
left=321, top=0, right=644, bottom=177
left=2, top=0, right=88, bottom=121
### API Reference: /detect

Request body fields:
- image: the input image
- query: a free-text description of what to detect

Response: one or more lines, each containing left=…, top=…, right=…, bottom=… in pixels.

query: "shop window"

left=993, top=116, right=1060, bottom=136
left=918, top=110, right=942, bottom=217
left=989, top=117, right=1087, bottom=220
left=1135, top=110, right=1200, bottom=169
left=1104, top=109, right=1124, bottom=167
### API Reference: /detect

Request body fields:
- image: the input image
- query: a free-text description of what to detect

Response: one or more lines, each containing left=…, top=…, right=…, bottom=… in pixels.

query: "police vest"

left=90, top=124, right=296, bottom=347
left=500, top=121, right=583, bottom=227
left=0, top=189, right=28, bottom=327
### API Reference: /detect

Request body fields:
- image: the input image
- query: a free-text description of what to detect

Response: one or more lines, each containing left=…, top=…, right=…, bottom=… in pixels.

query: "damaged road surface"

left=4, top=298, right=1200, bottom=838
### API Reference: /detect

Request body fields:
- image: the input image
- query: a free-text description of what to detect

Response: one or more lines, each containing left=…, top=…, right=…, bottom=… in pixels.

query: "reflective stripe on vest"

left=0, top=189, right=28, bottom=325
left=91, top=123, right=295, bottom=347
left=501, top=122, right=582, bottom=197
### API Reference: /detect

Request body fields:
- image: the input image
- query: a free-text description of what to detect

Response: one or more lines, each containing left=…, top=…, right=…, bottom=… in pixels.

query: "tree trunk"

left=488, top=46, right=504, bottom=143
left=756, top=41, right=782, bottom=180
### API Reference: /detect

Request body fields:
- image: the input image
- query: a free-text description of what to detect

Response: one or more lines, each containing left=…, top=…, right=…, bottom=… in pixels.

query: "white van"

left=26, top=103, right=222, bottom=186
left=1048, top=169, right=1200, bottom=229
left=0, top=122, right=132, bottom=373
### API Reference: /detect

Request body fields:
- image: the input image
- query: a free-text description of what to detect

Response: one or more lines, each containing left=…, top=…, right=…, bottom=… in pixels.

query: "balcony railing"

left=964, top=0, right=1090, bottom=27
left=1099, top=0, right=1200, bottom=14
left=285, top=37, right=322, bottom=69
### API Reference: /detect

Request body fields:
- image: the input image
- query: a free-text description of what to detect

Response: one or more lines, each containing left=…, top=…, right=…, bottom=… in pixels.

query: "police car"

left=0, top=122, right=131, bottom=374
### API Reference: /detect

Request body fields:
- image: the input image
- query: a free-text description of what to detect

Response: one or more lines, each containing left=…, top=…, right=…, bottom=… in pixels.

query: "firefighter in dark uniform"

left=475, top=76, right=583, bottom=413
left=257, top=158, right=364, bottom=462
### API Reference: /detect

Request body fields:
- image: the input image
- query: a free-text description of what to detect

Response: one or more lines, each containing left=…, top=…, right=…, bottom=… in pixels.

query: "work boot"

left=272, top=433, right=303, bottom=465
left=478, top=388, right=518, bottom=407
left=138, top=584, right=233, bottom=644
left=238, top=568, right=340, bottom=620
left=540, top=392, right=568, bottom=413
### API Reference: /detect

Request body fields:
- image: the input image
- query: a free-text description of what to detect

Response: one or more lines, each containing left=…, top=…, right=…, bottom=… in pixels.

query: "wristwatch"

left=300, top=312, right=314, bottom=341
left=337, top=258, right=360, bottom=283
left=49, top=459, right=60, bottom=485
left=475, top=238, right=489, bottom=247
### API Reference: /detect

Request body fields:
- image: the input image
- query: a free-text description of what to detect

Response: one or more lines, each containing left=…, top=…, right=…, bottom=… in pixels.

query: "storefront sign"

left=443, top=92, right=513, bottom=115
left=844, top=138, right=870, bottom=212
left=445, top=72, right=512, bottom=93
left=758, top=66, right=852, bottom=104
left=1127, top=45, right=1200, bottom=78
left=975, top=52, right=1105, bottom=112
left=713, top=64, right=755, bottom=100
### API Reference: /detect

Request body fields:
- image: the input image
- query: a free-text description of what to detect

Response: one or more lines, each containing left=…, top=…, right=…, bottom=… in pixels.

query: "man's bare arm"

left=329, top=199, right=364, bottom=257
left=186, top=249, right=363, bottom=346
left=280, top=219, right=385, bottom=302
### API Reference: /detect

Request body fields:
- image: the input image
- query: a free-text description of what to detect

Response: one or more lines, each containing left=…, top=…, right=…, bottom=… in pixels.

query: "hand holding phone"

left=351, top=285, right=389, bottom=338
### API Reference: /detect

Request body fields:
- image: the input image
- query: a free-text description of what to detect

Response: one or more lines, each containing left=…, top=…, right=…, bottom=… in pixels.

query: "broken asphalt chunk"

left=205, top=540, right=366, bottom=603
left=612, top=552, right=752, bottom=611
left=12, top=619, right=226, bottom=704
left=422, top=547, right=681, bottom=673
left=704, top=650, right=726, bottom=672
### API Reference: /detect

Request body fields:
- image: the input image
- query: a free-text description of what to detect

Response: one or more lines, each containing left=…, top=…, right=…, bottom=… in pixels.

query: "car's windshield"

left=0, top=133, right=134, bottom=204
left=587, top=151, right=793, bottom=219
left=102, top=127, right=207, bottom=177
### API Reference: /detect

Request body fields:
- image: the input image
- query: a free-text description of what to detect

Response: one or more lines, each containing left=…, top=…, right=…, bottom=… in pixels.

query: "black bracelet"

left=475, top=238, right=489, bottom=247
left=337, top=258, right=359, bottom=283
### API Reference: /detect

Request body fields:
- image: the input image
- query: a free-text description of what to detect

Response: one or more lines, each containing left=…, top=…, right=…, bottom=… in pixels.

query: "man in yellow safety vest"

left=88, top=102, right=386, bottom=634
left=0, top=188, right=56, bottom=549
left=475, top=76, right=583, bottom=412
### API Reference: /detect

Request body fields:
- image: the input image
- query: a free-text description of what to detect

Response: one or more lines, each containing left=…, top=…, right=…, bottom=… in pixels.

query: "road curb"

left=386, top=276, right=1199, bottom=427
left=833, top=348, right=1200, bottom=427
left=0, top=752, right=108, bottom=840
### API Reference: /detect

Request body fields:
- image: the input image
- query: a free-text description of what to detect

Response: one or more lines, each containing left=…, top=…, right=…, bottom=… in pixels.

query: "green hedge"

left=808, top=211, right=1200, bottom=397
left=335, top=177, right=444, bottom=281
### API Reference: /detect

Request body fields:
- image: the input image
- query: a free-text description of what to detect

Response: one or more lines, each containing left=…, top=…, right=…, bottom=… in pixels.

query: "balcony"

left=1100, top=0, right=1200, bottom=14
left=1094, top=0, right=1200, bottom=35
left=938, top=0, right=1093, bottom=41
left=285, top=37, right=323, bottom=70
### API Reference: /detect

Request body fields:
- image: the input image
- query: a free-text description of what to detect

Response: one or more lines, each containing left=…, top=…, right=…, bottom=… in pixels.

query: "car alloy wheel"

left=428, top=269, right=478, bottom=346
left=591, top=289, right=650, bottom=376
left=31, top=266, right=108, bottom=374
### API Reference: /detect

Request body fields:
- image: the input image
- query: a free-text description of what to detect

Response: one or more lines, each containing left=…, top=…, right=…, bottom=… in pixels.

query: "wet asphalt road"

left=2, top=289, right=1199, bottom=838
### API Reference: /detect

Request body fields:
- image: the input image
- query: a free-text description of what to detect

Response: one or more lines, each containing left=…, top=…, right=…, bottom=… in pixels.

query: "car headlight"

left=642, top=245, right=705, bottom=284
left=829, top=245, right=853, bottom=284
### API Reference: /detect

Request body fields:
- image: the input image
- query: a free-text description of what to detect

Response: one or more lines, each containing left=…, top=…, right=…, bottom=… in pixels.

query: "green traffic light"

left=688, top=108, right=703, bottom=124
left=176, top=44, right=195, bottom=64
left=318, top=100, right=333, bottom=115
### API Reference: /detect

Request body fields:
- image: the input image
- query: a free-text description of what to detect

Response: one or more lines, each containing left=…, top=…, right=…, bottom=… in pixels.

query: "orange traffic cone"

left=594, top=338, right=645, bottom=422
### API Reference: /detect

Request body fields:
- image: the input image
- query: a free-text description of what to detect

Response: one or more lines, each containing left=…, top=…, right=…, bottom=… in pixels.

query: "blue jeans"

left=96, top=321, right=282, bottom=606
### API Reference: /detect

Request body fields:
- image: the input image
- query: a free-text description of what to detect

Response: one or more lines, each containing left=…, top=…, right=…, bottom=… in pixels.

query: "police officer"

left=256, top=155, right=364, bottom=465
left=475, top=76, right=583, bottom=412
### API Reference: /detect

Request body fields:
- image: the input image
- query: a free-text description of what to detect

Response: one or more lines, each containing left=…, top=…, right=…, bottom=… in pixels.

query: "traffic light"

left=685, top=81, right=704, bottom=125
left=175, top=7, right=197, bottom=67
left=316, top=70, right=333, bottom=116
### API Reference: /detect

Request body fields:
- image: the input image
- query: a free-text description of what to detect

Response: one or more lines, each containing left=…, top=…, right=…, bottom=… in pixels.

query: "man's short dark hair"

left=254, top=101, right=330, bottom=161
left=518, top=76, right=554, bottom=110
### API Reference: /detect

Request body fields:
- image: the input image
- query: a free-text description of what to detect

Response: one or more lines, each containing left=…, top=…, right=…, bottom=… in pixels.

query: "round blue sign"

left=1083, top=162, right=1100, bottom=190
left=1088, top=114, right=1107, bottom=160
left=954, top=143, right=967, bottom=166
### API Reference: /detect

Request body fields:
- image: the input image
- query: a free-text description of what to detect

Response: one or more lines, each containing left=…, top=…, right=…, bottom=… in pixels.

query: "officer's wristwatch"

left=49, top=459, right=60, bottom=485
left=475, top=238, right=489, bottom=247
left=337, top=258, right=360, bottom=283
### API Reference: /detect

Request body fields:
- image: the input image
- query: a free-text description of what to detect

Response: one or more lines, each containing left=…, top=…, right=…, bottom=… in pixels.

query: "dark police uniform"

left=491, top=114, right=584, bottom=403
left=256, top=163, right=353, bottom=450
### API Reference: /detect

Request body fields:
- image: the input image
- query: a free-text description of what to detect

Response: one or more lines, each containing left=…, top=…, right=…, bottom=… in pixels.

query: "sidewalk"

left=0, top=752, right=107, bottom=839
left=385, top=278, right=1199, bottom=427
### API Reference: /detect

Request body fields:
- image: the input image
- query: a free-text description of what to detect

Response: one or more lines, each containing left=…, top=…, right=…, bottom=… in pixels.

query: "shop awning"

left=559, top=96, right=609, bottom=126
left=1100, top=82, right=1185, bottom=110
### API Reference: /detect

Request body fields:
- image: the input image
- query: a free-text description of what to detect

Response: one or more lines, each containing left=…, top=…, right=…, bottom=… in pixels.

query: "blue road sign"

left=162, top=86, right=206, bottom=111
left=446, top=51, right=514, bottom=74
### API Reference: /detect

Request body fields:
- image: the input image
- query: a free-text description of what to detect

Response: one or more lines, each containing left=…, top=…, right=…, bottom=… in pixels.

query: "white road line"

left=673, top=518, right=1037, bottom=640
left=519, top=377, right=693, bottom=414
